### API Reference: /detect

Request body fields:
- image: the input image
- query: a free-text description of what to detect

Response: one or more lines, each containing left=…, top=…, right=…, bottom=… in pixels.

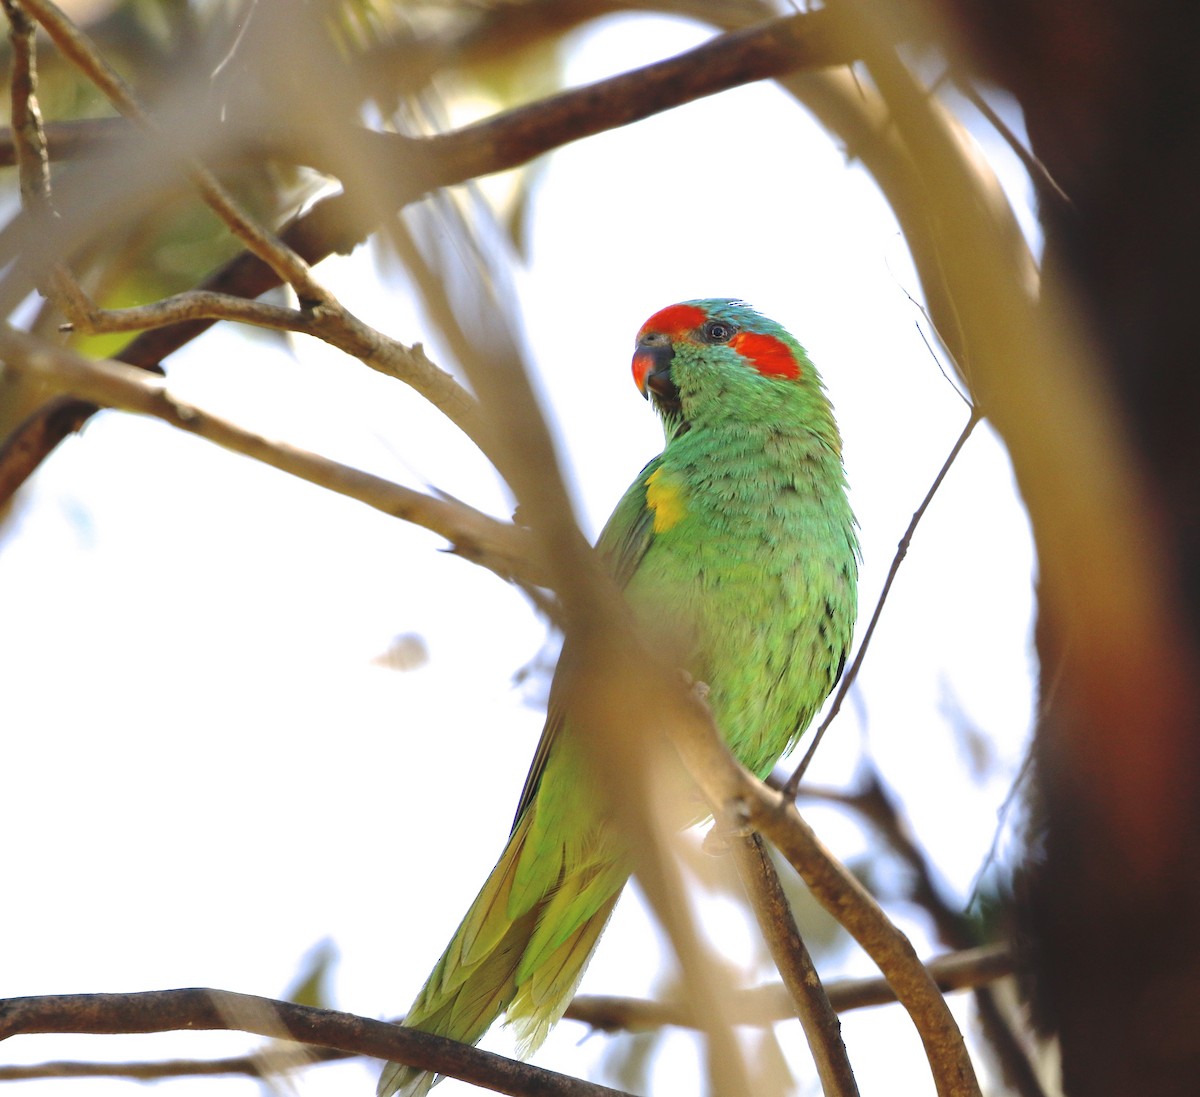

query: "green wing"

left=593, top=453, right=665, bottom=587
left=508, top=454, right=664, bottom=830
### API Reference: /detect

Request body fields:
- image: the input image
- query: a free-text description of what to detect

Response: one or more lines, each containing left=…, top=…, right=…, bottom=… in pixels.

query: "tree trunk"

left=940, top=2, right=1200, bottom=1093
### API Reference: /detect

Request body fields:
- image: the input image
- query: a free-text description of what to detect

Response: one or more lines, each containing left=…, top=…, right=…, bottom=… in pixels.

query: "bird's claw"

left=701, top=809, right=754, bottom=856
left=701, top=826, right=731, bottom=856
left=680, top=670, right=711, bottom=703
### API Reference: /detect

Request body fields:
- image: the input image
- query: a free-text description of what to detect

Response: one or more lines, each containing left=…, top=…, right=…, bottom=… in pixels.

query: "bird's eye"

left=702, top=320, right=734, bottom=343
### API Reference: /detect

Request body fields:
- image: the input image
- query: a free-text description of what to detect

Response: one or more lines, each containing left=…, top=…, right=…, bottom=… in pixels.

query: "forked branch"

left=0, top=327, right=539, bottom=586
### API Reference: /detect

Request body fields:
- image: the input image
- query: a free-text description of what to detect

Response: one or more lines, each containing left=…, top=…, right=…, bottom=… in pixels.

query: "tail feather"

left=378, top=808, right=627, bottom=1097
left=377, top=1061, right=435, bottom=1097
left=446, top=825, right=528, bottom=983
left=516, top=859, right=626, bottom=982
left=510, top=891, right=621, bottom=1054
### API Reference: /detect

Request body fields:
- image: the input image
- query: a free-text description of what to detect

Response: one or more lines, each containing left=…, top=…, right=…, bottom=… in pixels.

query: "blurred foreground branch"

left=397, top=209, right=768, bottom=1096
left=570, top=943, right=1014, bottom=1031
left=17, top=0, right=328, bottom=306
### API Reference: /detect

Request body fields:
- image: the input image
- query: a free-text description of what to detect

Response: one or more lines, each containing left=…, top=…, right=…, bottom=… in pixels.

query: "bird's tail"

left=378, top=810, right=626, bottom=1097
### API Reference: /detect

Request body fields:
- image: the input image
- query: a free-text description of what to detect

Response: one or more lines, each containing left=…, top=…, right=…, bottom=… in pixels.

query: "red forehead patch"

left=638, top=303, right=707, bottom=340
left=730, top=331, right=801, bottom=380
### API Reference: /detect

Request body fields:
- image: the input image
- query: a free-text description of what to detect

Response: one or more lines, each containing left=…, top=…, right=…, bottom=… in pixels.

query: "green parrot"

left=379, top=299, right=858, bottom=1097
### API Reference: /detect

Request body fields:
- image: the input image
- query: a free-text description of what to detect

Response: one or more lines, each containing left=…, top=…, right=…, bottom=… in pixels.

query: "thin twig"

left=54, top=291, right=310, bottom=335
left=0, top=116, right=118, bottom=164
left=0, top=1051, right=341, bottom=1082
left=0, top=0, right=91, bottom=317
left=783, top=409, right=982, bottom=796
left=955, top=77, right=1072, bottom=212
left=971, top=987, right=1048, bottom=1097
left=3, top=0, right=48, bottom=209
left=0, top=990, right=633, bottom=1097
left=732, top=833, right=859, bottom=1097
left=54, top=289, right=485, bottom=441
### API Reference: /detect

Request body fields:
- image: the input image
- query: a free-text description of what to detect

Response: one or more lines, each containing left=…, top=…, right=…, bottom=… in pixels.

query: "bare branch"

left=1, top=0, right=92, bottom=317
left=0, top=990, right=633, bottom=1097
left=55, top=291, right=309, bottom=336
left=3, top=0, right=48, bottom=209
left=797, top=770, right=1048, bottom=1097
left=0, top=946, right=1015, bottom=1083
left=54, top=291, right=485, bottom=442
left=568, top=943, right=1015, bottom=1032
left=0, top=326, right=540, bottom=586
left=732, top=833, right=859, bottom=1097
left=2, top=9, right=851, bottom=176
left=0, top=116, right=115, bottom=165
left=954, top=76, right=1072, bottom=212
left=658, top=685, right=982, bottom=1097
left=0, top=1052, right=327, bottom=1082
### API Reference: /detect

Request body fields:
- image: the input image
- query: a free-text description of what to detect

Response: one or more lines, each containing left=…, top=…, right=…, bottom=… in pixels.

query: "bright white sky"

left=1, top=12, right=1038, bottom=1097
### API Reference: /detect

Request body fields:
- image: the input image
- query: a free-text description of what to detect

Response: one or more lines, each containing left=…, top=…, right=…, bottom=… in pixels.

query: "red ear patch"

left=638, top=303, right=707, bottom=340
left=729, top=331, right=801, bottom=380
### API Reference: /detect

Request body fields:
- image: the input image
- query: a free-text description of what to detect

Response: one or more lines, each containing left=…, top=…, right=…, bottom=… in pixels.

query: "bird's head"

left=631, top=299, right=836, bottom=444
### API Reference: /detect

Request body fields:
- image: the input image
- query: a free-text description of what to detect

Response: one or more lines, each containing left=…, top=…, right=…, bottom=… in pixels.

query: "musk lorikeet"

left=379, top=298, right=859, bottom=1096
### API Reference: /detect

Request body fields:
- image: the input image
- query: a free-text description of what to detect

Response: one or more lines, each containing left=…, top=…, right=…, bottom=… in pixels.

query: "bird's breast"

left=629, top=435, right=856, bottom=776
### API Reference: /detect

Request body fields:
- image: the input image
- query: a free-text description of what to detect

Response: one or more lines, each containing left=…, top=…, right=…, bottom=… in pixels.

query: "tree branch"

left=54, top=291, right=485, bottom=442
left=798, top=769, right=1048, bottom=1097
left=569, top=943, right=1015, bottom=1031
left=661, top=686, right=983, bottom=1097
left=0, top=6, right=852, bottom=502
left=0, top=947, right=1015, bottom=1083
left=1, top=0, right=92, bottom=317
left=0, top=326, right=541, bottom=586
left=0, top=990, right=633, bottom=1097
left=732, top=832, right=859, bottom=1097
left=0, top=116, right=115, bottom=165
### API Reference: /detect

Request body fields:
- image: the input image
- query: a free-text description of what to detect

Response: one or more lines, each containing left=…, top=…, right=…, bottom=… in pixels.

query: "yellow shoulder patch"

left=646, top=467, right=688, bottom=533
